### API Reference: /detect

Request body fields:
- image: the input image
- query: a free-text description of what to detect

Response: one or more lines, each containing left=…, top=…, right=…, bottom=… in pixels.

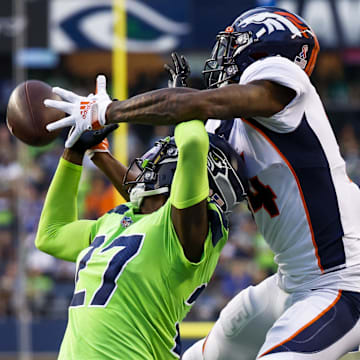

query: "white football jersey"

left=206, top=56, right=360, bottom=292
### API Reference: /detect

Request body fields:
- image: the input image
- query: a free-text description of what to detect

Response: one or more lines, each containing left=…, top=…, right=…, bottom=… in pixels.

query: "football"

left=6, top=80, right=65, bottom=146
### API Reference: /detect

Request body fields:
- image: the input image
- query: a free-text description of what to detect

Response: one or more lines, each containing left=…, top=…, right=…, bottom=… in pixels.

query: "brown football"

left=6, top=80, right=65, bottom=146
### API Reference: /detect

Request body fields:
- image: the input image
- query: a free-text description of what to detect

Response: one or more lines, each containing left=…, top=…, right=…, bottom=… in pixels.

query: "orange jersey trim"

left=202, top=329, right=212, bottom=355
left=242, top=118, right=324, bottom=273
left=259, top=290, right=342, bottom=357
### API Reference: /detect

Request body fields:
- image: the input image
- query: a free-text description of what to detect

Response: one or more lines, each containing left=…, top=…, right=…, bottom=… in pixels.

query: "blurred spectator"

left=19, top=182, right=44, bottom=234
left=314, top=52, right=349, bottom=105
left=221, top=260, right=253, bottom=300
left=339, top=123, right=360, bottom=185
left=26, top=265, right=54, bottom=317
left=84, top=174, right=116, bottom=219
left=0, top=125, right=23, bottom=232
left=0, top=261, right=17, bottom=316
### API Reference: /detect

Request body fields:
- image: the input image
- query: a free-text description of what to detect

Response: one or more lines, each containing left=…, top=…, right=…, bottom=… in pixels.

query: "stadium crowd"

left=0, top=50, right=360, bottom=322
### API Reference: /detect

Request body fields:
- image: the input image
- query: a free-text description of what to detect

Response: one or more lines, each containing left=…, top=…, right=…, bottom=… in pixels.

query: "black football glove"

left=164, top=52, right=191, bottom=88
left=69, top=124, right=118, bottom=155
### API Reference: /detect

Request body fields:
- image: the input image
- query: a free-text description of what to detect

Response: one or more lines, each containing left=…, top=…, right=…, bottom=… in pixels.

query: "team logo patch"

left=295, top=45, right=309, bottom=69
left=121, top=216, right=133, bottom=228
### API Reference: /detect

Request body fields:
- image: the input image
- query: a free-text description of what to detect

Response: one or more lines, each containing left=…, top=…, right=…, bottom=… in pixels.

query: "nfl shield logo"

left=121, top=216, right=133, bottom=228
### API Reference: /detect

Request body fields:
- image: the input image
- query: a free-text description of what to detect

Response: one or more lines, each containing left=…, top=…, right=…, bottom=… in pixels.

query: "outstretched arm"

left=35, top=149, right=95, bottom=262
left=170, top=120, right=209, bottom=263
left=105, top=81, right=295, bottom=126
left=45, top=72, right=295, bottom=147
left=35, top=127, right=119, bottom=261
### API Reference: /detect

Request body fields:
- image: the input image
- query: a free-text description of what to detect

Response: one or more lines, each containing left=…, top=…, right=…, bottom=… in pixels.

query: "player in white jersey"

left=45, top=6, right=360, bottom=359
left=183, top=8, right=360, bottom=360
left=192, top=57, right=360, bottom=360
left=206, top=54, right=360, bottom=292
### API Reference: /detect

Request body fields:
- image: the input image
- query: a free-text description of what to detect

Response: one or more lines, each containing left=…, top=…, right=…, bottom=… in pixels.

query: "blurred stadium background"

left=0, top=0, right=360, bottom=358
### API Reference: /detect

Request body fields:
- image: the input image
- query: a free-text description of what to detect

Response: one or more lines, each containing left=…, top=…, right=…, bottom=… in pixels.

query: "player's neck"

left=140, top=195, right=167, bottom=214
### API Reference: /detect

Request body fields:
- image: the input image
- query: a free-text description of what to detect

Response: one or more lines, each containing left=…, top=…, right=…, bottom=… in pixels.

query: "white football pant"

left=182, top=275, right=360, bottom=360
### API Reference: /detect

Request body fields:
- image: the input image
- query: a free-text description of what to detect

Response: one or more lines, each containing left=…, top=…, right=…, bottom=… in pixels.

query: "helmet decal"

left=237, top=12, right=306, bottom=37
left=295, top=44, right=309, bottom=70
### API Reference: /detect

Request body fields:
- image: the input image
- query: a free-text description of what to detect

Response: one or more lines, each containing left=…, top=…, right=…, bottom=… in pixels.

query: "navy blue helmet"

left=124, top=134, right=248, bottom=215
left=203, top=6, right=320, bottom=88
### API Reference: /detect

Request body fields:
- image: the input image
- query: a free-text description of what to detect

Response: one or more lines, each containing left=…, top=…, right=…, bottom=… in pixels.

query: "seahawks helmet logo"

left=207, top=150, right=230, bottom=177
left=207, top=145, right=246, bottom=214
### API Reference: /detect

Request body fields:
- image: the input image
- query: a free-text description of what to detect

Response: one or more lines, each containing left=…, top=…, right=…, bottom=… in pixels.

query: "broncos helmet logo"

left=237, top=11, right=315, bottom=39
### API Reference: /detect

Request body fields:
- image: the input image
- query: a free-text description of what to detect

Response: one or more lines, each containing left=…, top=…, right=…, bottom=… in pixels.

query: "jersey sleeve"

left=164, top=199, right=228, bottom=282
left=169, top=120, right=209, bottom=209
left=35, top=157, right=95, bottom=262
left=240, top=56, right=310, bottom=132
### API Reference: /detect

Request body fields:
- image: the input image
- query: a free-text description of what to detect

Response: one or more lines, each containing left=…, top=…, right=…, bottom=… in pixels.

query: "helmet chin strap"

left=130, top=183, right=169, bottom=208
left=219, top=81, right=229, bottom=88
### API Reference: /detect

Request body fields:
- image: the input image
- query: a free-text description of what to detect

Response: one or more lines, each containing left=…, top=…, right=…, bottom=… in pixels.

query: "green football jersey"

left=58, top=200, right=228, bottom=360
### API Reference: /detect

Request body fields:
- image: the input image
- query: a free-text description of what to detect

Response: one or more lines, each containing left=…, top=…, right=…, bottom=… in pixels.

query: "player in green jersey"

left=35, top=101, right=247, bottom=359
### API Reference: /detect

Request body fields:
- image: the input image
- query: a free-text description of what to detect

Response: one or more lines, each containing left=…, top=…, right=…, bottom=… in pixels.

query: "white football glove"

left=44, top=75, right=112, bottom=148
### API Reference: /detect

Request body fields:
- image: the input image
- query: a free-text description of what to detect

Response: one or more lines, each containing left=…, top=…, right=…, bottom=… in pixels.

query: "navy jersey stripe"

left=108, top=204, right=129, bottom=215
left=214, top=119, right=235, bottom=140
left=208, top=209, right=224, bottom=247
left=244, top=115, right=345, bottom=271
left=260, top=290, right=360, bottom=356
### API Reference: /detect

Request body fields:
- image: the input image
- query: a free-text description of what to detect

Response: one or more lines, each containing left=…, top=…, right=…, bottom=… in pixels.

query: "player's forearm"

left=91, top=152, right=135, bottom=201
left=104, top=85, right=257, bottom=126
left=35, top=157, right=93, bottom=261
left=170, top=121, right=209, bottom=208
left=170, top=120, right=209, bottom=262
left=106, top=87, right=203, bottom=125
left=105, top=82, right=294, bottom=126
left=62, top=148, right=84, bottom=165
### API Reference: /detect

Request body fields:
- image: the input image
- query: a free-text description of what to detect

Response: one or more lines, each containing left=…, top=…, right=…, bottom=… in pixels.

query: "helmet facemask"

left=124, top=137, right=178, bottom=208
left=203, top=29, right=258, bottom=89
